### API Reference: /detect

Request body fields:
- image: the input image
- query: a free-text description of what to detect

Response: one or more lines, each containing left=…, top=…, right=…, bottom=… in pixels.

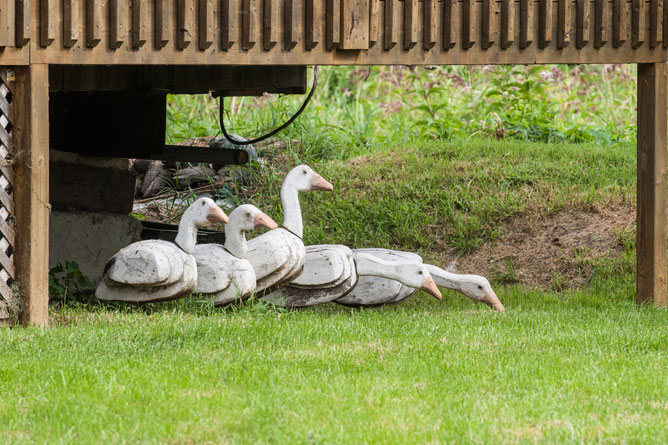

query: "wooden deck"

left=0, top=0, right=666, bottom=324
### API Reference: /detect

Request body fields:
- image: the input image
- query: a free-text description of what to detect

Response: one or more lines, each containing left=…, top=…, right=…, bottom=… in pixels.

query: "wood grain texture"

left=649, top=0, right=660, bottom=47
left=538, top=0, right=551, bottom=48
left=220, top=0, right=237, bottom=49
left=613, top=0, right=625, bottom=47
left=263, top=0, right=278, bottom=50
left=285, top=0, right=298, bottom=49
left=176, top=0, right=193, bottom=50
left=109, top=0, right=125, bottom=49
left=632, top=0, right=645, bottom=48
left=14, top=64, right=50, bottom=326
left=132, top=0, right=147, bottom=49
left=242, top=0, right=257, bottom=49
left=664, top=0, right=668, bottom=46
left=403, top=0, right=418, bottom=49
left=369, top=0, right=379, bottom=47
left=86, top=0, right=102, bottom=48
left=305, top=0, right=320, bottom=49
left=461, top=0, right=474, bottom=48
left=40, top=0, right=55, bottom=47
left=63, top=0, right=79, bottom=48
left=199, top=0, right=214, bottom=50
left=519, top=0, right=533, bottom=48
left=0, top=0, right=14, bottom=47
left=594, top=0, right=608, bottom=47
left=341, top=0, right=369, bottom=49
left=501, top=0, right=515, bottom=49
left=576, top=0, right=590, bottom=48
left=557, top=0, right=571, bottom=48
left=636, top=62, right=668, bottom=307
left=423, top=0, right=438, bottom=49
left=443, top=0, right=457, bottom=49
left=481, top=0, right=496, bottom=49
left=383, top=0, right=396, bottom=49
left=15, top=0, right=31, bottom=47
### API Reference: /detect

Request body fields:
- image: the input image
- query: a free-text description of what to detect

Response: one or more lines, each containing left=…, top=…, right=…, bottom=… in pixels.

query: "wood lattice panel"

left=0, top=69, right=15, bottom=323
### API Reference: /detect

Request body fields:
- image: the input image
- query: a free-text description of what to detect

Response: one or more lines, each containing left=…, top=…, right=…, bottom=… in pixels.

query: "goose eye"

left=418, top=271, right=423, bottom=275
left=201, top=201, right=206, bottom=206
left=477, top=285, right=483, bottom=290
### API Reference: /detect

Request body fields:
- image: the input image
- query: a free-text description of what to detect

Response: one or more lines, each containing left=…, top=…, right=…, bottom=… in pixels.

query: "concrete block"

left=50, top=211, right=142, bottom=285
left=50, top=150, right=136, bottom=214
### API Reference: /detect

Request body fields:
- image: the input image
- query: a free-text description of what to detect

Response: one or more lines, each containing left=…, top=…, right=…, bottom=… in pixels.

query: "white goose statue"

left=263, top=246, right=442, bottom=307
left=193, top=204, right=278, bottom=304
left=96, top=197, right=229, bottom=302
left=337, top=248, right=505, bottom=312
left=245, top=165, right=333, bottom=292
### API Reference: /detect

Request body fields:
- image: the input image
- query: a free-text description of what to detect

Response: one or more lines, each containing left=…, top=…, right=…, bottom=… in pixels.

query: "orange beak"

left=420, top=275, right=442, bottom=300
left=206, top=206, right=230, bottom=224
left=481, top=290, right=505, bottom=312
left=254, top=212, right=278, bottom=230
left=310, top=173, right=334, bottom=192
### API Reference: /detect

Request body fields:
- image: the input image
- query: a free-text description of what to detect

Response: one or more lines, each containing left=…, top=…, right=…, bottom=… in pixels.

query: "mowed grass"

left=3, top=139, right=666, bottom=443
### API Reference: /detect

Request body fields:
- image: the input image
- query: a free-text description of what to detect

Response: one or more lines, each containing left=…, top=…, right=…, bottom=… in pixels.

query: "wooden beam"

left=63, top=0, right=80, bottom=49
left=132, top=0, right=148, bottom=49
left=13, top=64, right=50, bottom=326
left=15, top=0, right=31, bottom=47
left=636, top=62, right=668, bottom=307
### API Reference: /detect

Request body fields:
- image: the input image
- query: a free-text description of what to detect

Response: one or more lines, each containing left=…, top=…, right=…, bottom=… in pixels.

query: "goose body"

left=263, top=247, right=442, bottom=307
left=246, top=165, right=333, bottom=292
left=193, top=204, right=277, bottom=304
left=341, top=248, right=505, bottom=311
left=96, top=198, right=229, bottom=302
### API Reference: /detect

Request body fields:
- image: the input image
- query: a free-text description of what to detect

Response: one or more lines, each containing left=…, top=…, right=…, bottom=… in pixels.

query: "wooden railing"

left=0, top=0, right=665, bottom=65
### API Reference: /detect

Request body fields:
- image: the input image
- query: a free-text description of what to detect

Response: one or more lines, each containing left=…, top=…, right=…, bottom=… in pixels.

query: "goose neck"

left=225, top=225, right=247, bottom=258
left=281, top=184, right=303, bottom=239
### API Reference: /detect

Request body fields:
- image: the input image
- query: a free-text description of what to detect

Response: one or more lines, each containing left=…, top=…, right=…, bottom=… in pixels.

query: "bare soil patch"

left=440, top=205, right=636, bottom=291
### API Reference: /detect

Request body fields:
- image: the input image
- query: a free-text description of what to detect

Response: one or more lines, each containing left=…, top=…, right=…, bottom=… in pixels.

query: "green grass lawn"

left=3, top=139, right=667, bottom=443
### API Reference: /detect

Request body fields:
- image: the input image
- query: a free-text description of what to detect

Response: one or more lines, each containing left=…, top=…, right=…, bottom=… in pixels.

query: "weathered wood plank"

left=40, top=0, right=56, bottom=47
left=285, top=0, right=298, bottom=49
left=519, top=0, right=533, bottom=48
left=612, top=0, right=625, bottom=47
left=576, top=0, right=590, bottom=48
left=177, top=0, right=193, bottom=49
left=63, top=0, right=79, bottom=48
left=220, top=0, right=237, bottom=49
left=557, top=0, right=571, bottom=48
left=538, top=0, right=551, bottom=48
left=402, top=0, right=418, bottom=49
left=636, top=62, right=668, bottom=307
left=500, top=0, right=515, bottom=49
left=199, top=0, right=214, bottom=50
left=423, top=0, right=438, bottom=49
left=131, top=0, right=148, bottom=49
left=594, top=0, right=607, bottom=47
left=369, top=0, right=380, bottom=47
left=263, top=0, right=278, bottom=50
left=109, top=0, right=125, bottom=49
left=242, top=0, right=257, bottom=49
left=0, top=0, right=14, bottom=47
left=15, top=0, right=30, bottom=47
left=461, top=0, right=474, bottom=48
left=305, top=0, right=320, bottom=49
left=339, top=0, right=369, bottom=49
left=86, top=0, right=103, bottom=48
left=663, top=0, right=668, bottom=46
left=481, top=0, right=496, bottom=49
left=443, top=0, right=457, bottom=49
left=383, top=0, right=396, bottom=49
left=14, top=64, right=50, bottom=326
left=632, top=0, right=645, bottom=48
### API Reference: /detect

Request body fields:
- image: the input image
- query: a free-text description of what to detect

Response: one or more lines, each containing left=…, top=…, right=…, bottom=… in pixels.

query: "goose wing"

left=105, top=240, right=185, bottom=286
left=290, top=245, right=348, bottom=288
left=193, top=244, right=233, bottom=294
left=246, top=229, right=293, bottom=281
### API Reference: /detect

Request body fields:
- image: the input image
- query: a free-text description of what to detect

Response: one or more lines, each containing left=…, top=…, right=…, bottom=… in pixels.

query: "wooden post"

left=637, top=63, right=668, bottom=306
left=13, top=64, right=50, bottom=325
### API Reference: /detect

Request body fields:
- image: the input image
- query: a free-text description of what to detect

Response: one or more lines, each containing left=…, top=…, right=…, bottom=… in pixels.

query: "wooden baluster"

left=443, top=0, right=457, bottom=49
left=519, top=0, right=533, bottom=48
left=461, top=0, right=474, bottom=48
left=663, top=0, right=668, bottom=46
left=612, top=0, right=625, bottom=47
left=109, top=0, right=125, bottom=49
left=242, top=0, right=257, bottom=49
left=403, top=0, right=418, bottom=49
left=86, top=0, right=102, bottom=48
left=0, top=0, right=15, bottom=47
left=538, top=0, right=552, bottom=48
left=632, top=0, right=644, bottom=47
left=369, top=0, right=380, bottom=47
left=482, top=0, right=496, bottom=49
left=132, top=0, right=147, bottom=49
left=305, top=0, right=320, bottom=49
left=500, top=0, right=515, bottom=49
left=40, top=0, right=55, bottom=47
left=286, top=0, right=299, bottom=49
left=15, top=0, right=31, bottom=47
left=177, top=0, right=193, bottom=49
left=576, top=0, right=589, bottom=48
left=594, top=0, right=607, bottom=47
left=557, top=0, right=570, bottom=48
left=423, top=0, right=438, bottom=49
left=221, top=0, right=237, bottom=50
left=264, top=0, right=278, bottom=50
left=383, top=0, right=396, bottom=49
left=63, top=0, right=79, bottom=48
left=199, top=0, right=214, bottom=49
left=650, top=0, right=662, bottom=48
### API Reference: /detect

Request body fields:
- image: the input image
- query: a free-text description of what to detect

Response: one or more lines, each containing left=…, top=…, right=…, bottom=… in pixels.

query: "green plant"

left=49, top=261, right=95, bottom=306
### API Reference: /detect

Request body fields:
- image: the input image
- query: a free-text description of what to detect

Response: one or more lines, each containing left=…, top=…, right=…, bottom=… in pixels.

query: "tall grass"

left=166, top=64, right=638, bottom=164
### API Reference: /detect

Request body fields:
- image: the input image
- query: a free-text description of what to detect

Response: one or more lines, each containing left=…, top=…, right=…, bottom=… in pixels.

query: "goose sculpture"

left=193, top=204, right=278, bottom=304
left=263, top=246, right=443, bottom=307
left=96, top=197, right=229, bottom=302
left=245, top=165, right=333, bottom=292
left=337, top=248, right=505, bottom=312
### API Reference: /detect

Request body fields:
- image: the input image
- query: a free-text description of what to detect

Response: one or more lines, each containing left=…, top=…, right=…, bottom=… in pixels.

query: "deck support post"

left=636, top=62, right=668, bottom=306
left=14, top=64, right=50, bottom=325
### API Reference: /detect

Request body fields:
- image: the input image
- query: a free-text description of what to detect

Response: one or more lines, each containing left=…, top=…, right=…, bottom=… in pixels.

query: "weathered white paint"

left=193, top=204, right=277, bottom=305
left=96, top=197, right=229, bottom=302
left=246, top=165, right=333, bottom=292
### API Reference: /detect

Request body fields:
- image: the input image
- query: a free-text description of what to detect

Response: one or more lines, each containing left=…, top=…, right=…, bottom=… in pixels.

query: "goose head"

left=228, top=204, right=278, bottom=231
left=184, top=197, right=230, bottom=227
left=458, top=276, right=505, bottom=312
left=405, top=264, right=442, bottom=300
left=284, top=164, right=334, bottom=193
